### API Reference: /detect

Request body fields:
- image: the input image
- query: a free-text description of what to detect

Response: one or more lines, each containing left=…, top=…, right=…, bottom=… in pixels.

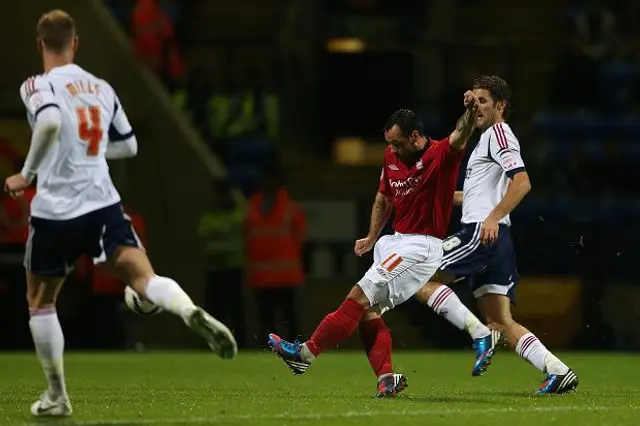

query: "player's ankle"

left=544, top=353, right=569, bottom=375
left=469, top=322, right=491, bottom=340
left=300, top=343, right=316, bottom=363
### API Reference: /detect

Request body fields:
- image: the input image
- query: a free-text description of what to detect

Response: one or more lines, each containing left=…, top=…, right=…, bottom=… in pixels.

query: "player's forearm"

left=21, top=108, right=62, bottom=182
left=453, top=191, right=464, bottom=206
left=367, top=192, right=392, bottom=238
left=106, top=137, right=138, bottom=159
left=449, top=105, right=479, bottom=151
left=487, top=173, right=531, bottom=221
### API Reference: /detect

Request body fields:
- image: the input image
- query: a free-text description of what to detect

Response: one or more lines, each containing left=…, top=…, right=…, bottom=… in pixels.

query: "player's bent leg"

left=268, top=284, right=370, bottom=375
left=478, top=294, right=578, bottom=394
left=359, top=310, right=408, bottom=398
left=415, top=280, right=499, bottom=376
left=110, top=246, right=237, bottom=359
left=25, top=272, right=72, bottom=417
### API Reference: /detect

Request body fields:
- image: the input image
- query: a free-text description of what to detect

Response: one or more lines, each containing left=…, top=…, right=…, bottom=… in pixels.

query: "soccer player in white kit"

left=423, top=76, right=578, bottom=394
left=3, top=10, right=237, bottom=418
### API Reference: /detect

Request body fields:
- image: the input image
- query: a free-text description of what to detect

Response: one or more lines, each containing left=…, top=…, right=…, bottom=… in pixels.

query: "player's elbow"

left=513, top=172, right=531, bottom=195
left=118, top=136, right=138, bottom=157
left=126, top=136, right=138, bottom=157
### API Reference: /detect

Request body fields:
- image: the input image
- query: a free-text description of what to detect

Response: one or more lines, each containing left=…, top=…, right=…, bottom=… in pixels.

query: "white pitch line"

left=15, top=404, right=640, bottom=426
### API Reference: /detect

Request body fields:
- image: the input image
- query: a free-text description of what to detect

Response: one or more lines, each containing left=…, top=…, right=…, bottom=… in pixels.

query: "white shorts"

left=358, top=233, right=443, bottom=315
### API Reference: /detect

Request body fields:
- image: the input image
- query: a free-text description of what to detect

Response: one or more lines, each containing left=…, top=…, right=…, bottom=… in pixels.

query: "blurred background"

left=1, top=0, right=639, bottom=354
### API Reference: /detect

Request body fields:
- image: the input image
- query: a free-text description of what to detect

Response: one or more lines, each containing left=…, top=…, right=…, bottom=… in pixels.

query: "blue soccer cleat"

left=267, top=333, right=310, bottom=375
left=536, top=369, right=579, bottom=395
left=375, top=373, right=408, bottom=398
left=472, top=330, right=505, bottom=376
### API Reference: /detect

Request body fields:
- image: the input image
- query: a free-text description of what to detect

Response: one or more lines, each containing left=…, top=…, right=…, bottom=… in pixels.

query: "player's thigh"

left=89, top=204, right=154, bottom=291
left=390, top=242, right=443, bottom=307
left=24, top=217, right=80, bottom=307
left=358, top=234, right=442, bottom=312
left=439, top=223, right=489, bottom=278
left=471, top=226, right=518, bottom=305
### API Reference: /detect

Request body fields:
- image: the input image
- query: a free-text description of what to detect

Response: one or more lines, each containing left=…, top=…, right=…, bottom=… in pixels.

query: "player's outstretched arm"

left=448, top=91, right=479, bottom=151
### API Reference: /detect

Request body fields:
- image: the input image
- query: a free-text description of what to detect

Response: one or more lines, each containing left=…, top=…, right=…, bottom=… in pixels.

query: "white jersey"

left=20, top=64, right=133, bottom=220
left=461, top=122, right=525, bottom=227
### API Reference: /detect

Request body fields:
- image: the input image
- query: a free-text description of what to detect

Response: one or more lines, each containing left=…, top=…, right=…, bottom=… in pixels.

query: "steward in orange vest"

left=245, top=187, right=306, bottom=288
left=245, top=169, right=306, bottom=342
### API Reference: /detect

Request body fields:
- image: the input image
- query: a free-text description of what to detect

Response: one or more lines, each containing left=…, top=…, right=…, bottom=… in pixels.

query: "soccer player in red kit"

left=269, top=94, right=495, bottom=396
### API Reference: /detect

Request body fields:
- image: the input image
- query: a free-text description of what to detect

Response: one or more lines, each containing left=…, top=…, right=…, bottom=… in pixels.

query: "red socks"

left=359, top=317, right=393, bottom=377
left=306, top=298, right=365, bottom=356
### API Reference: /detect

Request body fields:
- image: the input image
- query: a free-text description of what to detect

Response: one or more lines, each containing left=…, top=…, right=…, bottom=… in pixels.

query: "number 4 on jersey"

left=76, top=106, right=103, bottom=156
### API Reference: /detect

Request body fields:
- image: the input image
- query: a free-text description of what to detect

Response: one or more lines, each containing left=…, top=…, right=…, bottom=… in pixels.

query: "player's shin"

left=143, top=275, right=197, bottom=322
left=359, top=317, right=393, bottom=378
left=425, top=284, right=490, bottom=340
left=302, top=298, right=366, bottom=361
left=516, top=332, right=569, bottom=375
left=29, top=308, right=68, bottom=399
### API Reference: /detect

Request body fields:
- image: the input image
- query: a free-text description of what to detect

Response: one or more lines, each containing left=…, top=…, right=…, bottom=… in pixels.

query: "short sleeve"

left=20, top=76, right=58, bottom=119
left=378, top=159, right=392, bottom=196
left=109, top=91, right=135, bottom=142
left=489, top=123, right=526, bottom=178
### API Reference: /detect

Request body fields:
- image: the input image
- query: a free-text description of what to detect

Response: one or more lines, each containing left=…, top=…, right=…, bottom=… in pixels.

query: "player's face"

left=384, top=125, right=419, bottom=162
left=472, top=88, right=504, bottom=130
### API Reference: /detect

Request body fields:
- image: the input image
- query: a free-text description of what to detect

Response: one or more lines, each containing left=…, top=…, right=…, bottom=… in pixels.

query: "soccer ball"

left=124, top=286, right=162, bottom=316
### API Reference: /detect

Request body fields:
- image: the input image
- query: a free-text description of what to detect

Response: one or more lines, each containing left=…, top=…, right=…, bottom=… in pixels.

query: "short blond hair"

left=37, top=10, right=76, bottom=53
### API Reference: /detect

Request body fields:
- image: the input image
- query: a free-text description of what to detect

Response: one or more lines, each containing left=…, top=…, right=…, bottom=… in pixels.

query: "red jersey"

left=378, top=138, right=464, bottom=239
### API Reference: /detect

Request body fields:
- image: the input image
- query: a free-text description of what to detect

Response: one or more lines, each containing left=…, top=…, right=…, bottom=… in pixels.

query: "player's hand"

left=463, top=90, right=478, bottom=110
left=354, top=236, right=376, bottom=257
left=4, top=173, right=30, bottom=199
left=479, top=216, right=499, bottom=246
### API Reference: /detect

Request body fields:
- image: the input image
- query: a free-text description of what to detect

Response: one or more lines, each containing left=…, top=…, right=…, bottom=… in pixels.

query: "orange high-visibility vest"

left=0, top=187, right=35, bottom=244
left=245, top=188, right=306, bottom=288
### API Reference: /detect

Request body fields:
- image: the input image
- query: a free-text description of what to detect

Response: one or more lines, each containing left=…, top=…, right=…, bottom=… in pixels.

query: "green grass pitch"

left=0, top=351, right=638, bottom=425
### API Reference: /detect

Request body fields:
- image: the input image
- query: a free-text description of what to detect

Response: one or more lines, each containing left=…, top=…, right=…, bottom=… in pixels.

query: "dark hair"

left=37, top=10, right=76, bottom=54
left=383, top=109, right=424, bottom=137
left=472, top=75, right=512, bottom=119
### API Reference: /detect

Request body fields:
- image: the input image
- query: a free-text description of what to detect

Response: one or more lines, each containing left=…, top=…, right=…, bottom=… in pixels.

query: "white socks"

left=516, top=332, right=569, bottom=375
left=29, top=308, right=68, bottom=399
left=144, top=275, right=197, bottom=322
left=427, top=285, right=490, bottom=340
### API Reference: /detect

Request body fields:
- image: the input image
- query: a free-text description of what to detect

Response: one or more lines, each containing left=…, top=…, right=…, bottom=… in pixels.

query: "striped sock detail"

left=29, top=307, right=57, bottom=317
left=428, top=286, right=455, bottom=314
left=518, top=335, right=538, bottom=357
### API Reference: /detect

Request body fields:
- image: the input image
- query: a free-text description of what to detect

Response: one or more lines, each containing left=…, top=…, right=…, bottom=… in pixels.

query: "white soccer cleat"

left=30, top=391, right=72, bottom=417
left=187, top=307, right=238, bottom=359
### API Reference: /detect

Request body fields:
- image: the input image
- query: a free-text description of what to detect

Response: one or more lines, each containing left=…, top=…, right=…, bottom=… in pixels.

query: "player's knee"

left=361, top=309, right=381, bottom=323
left=25, top=274, right=63, bottom=309
left=346, top=284, right=371, bottom=307
left=26, top=286, right=57, bottom=309
left=414, top=281, right=443, bottom=304
left=110, top=246, right=155, bottom=290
